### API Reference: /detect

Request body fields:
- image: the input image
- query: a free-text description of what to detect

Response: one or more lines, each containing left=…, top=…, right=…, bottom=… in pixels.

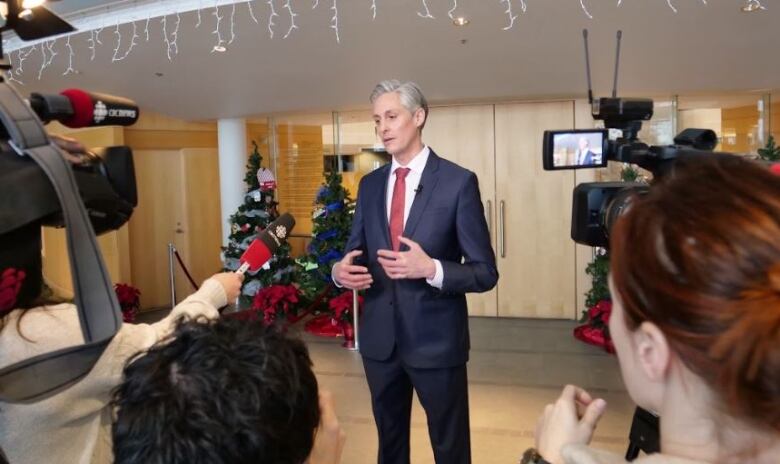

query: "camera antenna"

left=582, top=29, right=593, bottom=104
left=611, top=30, right=623, bottom=98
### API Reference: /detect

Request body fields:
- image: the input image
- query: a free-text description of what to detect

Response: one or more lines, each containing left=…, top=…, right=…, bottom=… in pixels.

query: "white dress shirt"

left=387, top=146, right=444, bottom=289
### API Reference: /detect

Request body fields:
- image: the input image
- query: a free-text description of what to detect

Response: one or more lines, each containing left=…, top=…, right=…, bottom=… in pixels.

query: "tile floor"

left=302, top=317, right=637, bottom=464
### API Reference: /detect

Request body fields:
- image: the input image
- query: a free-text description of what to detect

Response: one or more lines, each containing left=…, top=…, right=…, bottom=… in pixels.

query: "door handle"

left=486, top=200, right=492, bottom=239
left=499, top=200, right=506, bottom=258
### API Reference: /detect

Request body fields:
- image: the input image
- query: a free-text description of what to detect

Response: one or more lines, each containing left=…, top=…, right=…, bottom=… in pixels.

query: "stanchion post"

left=168, top=243, right=177, bottom=308
left=349, top=289, right=360, bottom=352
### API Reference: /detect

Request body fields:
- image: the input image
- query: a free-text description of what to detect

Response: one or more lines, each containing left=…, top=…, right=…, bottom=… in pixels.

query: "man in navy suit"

left=576, top=137, right=595, bottom=166
left=333, top=80, right=498, bottom=464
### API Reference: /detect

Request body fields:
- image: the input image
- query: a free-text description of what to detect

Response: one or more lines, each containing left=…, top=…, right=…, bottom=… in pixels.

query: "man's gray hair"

left=370, top=80, right=429, bottom=129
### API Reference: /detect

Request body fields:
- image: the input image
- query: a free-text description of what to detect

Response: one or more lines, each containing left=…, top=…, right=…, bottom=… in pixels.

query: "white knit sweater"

left=0, top=278, right=226, bottom=464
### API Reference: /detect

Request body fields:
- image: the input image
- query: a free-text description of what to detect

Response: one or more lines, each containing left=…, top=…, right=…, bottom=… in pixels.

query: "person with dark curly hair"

left=111, top=317, right=345, bottom=464
left=526, top=155, right=780, bottom=464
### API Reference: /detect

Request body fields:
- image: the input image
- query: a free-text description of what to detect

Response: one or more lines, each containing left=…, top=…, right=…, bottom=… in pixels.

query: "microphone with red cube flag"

left=237, top=213, right=296, bottom=275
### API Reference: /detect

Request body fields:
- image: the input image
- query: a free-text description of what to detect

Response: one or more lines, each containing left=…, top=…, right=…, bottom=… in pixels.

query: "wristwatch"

left=519, top=447, right=552, bottom=464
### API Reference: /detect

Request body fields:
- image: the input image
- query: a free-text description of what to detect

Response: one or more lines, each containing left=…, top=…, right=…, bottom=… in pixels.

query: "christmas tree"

left=296, top=170, right=355, bottom=313
left=222, top=141, right=297, bottom=309
left=758, top=135, right=780, bottom=162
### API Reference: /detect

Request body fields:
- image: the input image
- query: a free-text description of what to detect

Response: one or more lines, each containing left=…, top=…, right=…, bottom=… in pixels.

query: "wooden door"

left=424, top=105, right=497, bottom=317
left=494, top=101, right=577, bottom=319
left=129, top=150, right=190, bottom=310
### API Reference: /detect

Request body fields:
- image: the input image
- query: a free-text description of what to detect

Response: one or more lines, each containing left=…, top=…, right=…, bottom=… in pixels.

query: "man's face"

left=372, top=91, right=424, bottom=158
left=579, top=137, right=589, bottom=151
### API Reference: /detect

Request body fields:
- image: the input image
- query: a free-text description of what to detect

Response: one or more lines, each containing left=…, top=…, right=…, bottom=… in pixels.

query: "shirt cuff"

left=426, top=259, right=444, bottom=289
left=332, top=269, right=344, bottom=288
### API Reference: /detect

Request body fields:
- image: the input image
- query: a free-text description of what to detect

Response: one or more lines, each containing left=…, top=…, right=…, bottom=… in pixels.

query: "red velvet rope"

left=172, top=248, right=199, bottom=291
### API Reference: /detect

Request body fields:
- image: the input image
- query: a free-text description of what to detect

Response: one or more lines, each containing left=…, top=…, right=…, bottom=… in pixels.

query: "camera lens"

left=603, top=186, right=649, bottom=239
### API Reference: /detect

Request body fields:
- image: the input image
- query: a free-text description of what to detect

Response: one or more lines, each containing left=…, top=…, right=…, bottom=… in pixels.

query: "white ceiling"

left=7, top=0, right=780, bottom=121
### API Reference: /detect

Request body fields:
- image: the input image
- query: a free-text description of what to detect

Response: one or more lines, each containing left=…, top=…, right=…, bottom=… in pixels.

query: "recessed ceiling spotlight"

left=452, top=16, right=469, bottom=26
left=154, top=72, right=164, bottom=77
left=741, top=0, right=766, bottom=12
left=212, top=45, right=227, bottom=53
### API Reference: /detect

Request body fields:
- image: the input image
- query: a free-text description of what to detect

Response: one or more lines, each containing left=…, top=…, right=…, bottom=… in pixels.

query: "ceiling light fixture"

left=452, top=16, right=469, bottom=26
left=21, top=0, right=45, bottom=8
left=741, top=0, right=766, bottom=12
left=212, top=44, right=227, bottom=52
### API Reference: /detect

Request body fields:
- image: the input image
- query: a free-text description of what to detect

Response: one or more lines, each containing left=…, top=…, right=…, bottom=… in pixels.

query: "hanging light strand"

left=267, top=0, right=278, bottom=38
left=500, top=0, right=518, bottom=30
left=283, top=0, right=298, bottom=38
left=418, top=0, right=434, bottom=19
left=330, top=0, right=340, bottom=43
left=62, top=35, right=76, bottom=75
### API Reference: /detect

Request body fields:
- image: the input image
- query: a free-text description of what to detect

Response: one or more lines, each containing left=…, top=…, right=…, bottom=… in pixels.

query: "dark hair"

left=610, top=154, right=780, bottom=432
left=111, top=317, right=320, bottom=464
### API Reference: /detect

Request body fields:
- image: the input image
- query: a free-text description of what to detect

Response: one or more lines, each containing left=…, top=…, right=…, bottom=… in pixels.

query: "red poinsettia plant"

left=328, top=290, right=363, bottom=324
left=0, top=268, right=26, bottom=316
left=573, top=299, right=615, bottom=354
left=251, top=284, right=301, bottom=326
left=114, top=283, right=141, bottom=323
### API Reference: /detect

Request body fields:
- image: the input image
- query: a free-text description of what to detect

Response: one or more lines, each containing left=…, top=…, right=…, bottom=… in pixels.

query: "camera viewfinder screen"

left=549, top=130, right=607, bottom=169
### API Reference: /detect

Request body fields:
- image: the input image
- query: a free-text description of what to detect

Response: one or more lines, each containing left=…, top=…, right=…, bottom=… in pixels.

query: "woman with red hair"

left=530, top=154, right=780, bottom=464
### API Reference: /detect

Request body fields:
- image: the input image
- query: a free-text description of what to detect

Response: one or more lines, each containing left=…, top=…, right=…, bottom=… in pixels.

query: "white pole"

left=218, top=118, right=248, bottom=245
left=350, top=289, right=360, bottom=352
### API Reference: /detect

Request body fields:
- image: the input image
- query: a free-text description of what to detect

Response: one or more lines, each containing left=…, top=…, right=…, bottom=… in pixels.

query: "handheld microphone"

left=237, top=213, right=296, bottom=274
left=29, top=89, right=139, bottom=128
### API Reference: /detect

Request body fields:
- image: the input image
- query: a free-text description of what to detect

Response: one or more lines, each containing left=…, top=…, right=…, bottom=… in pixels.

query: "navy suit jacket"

left=344, top=150, right=498, bottom=368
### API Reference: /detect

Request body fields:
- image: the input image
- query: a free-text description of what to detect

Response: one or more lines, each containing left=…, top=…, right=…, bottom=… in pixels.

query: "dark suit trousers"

left=362, top=350, right=471, bottom=464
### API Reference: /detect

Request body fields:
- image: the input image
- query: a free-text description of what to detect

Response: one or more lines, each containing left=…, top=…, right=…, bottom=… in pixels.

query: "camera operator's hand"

left=332, top=250, right=372, bottom=290
left=50, top=134, right=90, bottom=165
left=534, top=385, right=607, bottom=464
left=306, top=389, right=346, bottom=464
left=209, top=272, right=244, bottom=302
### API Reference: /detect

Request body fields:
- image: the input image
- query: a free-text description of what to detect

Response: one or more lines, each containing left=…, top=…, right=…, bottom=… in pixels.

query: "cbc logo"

left=93, top=101, right=108, bottom=124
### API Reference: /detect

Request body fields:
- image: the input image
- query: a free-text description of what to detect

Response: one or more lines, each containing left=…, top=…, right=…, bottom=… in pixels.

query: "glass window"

left=678, top=94, right=768, bottom=155
left=272, top=113, right=333, bottom=238
left=333, top=110, right=390, bottom=199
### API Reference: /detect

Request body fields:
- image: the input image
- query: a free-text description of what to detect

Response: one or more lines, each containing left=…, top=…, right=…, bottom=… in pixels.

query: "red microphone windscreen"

left=771, top=163, right=780, bottom=176
left=60, top=89, right=94, bottom=128
left=240, top=239, right=272, bottom=273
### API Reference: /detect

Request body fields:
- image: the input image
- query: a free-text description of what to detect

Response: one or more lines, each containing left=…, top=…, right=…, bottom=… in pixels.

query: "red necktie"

left=389, top=167, right=410, bottom=251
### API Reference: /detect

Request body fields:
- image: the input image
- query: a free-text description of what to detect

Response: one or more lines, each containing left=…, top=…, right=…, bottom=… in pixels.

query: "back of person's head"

left=112, top=317, right=320, bottom=464
left=610, top=154, right=780, bottom=433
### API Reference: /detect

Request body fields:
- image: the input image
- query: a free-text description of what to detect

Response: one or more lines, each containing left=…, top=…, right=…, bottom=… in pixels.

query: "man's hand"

left=50, top=134, right=90, bottom=165
left=306, top=390, right=346, bottom=464
left=534, top=385, right=607, bottom=464
left=332, top=250, right=372, bottom=290
left=377, top=237, right=436, bottom=280
left=209, top=272, right=244, bottom=302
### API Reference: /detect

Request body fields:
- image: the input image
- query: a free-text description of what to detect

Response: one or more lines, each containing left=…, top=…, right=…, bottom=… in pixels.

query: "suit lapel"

left=376, top=164, right=392, bottom=249
left=403, top=151, right=440, bottom=241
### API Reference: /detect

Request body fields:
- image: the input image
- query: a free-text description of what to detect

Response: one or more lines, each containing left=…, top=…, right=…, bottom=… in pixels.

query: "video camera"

left=542, top=30, right=723, bottom=248
left=0, top=1, right=139, bottom=403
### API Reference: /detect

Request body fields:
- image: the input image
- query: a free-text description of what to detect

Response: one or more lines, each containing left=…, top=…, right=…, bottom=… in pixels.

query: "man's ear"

left=634, top=321, right=671, bottom=381
left=413, top=108, right=426, bottom=128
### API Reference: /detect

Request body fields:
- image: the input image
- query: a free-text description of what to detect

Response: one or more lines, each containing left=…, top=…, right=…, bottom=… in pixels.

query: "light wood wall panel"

left=424, top=104, right=498, bottom=317
left=495, top=101, right=576, bottom=319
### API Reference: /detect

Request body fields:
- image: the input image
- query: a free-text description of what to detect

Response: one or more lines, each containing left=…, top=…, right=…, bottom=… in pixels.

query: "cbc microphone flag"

left=257, top=168, right=277, bottom=192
